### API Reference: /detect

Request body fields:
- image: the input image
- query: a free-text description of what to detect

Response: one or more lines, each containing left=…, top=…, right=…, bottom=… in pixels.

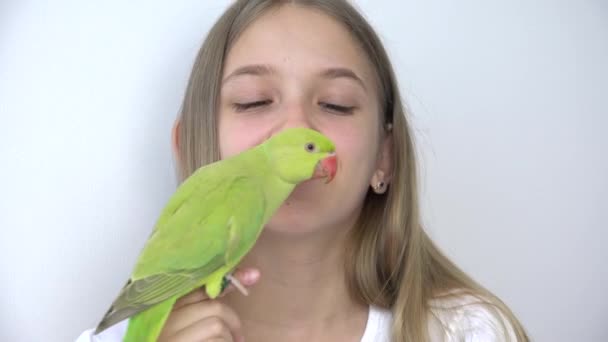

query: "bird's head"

left=263, top=128, right=337, bottom=185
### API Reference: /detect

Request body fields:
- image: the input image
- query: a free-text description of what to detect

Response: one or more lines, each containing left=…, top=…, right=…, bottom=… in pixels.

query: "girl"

left=78, top=0, right=529, bottom=341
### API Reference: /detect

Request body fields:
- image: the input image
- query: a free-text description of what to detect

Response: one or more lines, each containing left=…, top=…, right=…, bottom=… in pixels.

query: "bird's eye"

left=305, top=143, right=316, bottom=152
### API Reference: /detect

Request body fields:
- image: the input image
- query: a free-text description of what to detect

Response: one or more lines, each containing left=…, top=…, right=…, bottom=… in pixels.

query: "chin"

left=263, top=181, right=332, bottom=234
left=264, top=203, right=323, bottom=235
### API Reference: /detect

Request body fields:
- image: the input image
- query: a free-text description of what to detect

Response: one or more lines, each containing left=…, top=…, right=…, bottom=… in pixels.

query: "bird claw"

left=222, top=273, right=249, bottom=296
left=220, top=275, right=230, bottom=293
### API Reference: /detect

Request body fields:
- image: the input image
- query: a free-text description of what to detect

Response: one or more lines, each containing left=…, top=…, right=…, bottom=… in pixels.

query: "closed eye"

left=320, top=102, right=355, bottom=115
left=232, top=100, right=272, bottom=112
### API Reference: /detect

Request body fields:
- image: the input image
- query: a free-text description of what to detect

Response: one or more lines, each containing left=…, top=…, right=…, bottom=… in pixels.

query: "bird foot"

left=222, top=273, right=249, bottom=296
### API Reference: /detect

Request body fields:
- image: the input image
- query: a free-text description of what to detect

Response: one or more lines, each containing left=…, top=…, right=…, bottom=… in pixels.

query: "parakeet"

left=93, top=127, right=337, bottom=342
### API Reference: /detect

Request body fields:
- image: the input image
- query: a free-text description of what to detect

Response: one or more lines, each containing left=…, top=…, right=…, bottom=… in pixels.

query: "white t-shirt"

left=76, top=294, right=516, bottom=341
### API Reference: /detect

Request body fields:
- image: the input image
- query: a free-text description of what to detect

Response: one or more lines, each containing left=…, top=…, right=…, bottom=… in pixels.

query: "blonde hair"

left=175, top=1, right=529, bottom=340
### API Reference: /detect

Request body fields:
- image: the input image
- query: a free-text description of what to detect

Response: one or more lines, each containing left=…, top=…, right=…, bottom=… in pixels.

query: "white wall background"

left=1, top=1, right=606, bottom=341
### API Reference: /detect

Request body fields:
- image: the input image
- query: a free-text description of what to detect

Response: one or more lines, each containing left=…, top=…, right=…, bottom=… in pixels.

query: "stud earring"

left=373, top=181, right=385, bottom=192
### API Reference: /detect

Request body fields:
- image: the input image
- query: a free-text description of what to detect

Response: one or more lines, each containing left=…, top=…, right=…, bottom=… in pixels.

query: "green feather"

left=93, top=128, right=336, bottom=341
left=123, top=295, right=177, bottom=342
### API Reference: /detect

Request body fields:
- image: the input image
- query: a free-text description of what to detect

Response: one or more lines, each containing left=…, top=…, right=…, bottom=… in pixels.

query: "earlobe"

left=171, top=118, right=181, bottom=162
left=370, top=134, right=393, bottom=194
left=378, top=134, right=393, bottom=182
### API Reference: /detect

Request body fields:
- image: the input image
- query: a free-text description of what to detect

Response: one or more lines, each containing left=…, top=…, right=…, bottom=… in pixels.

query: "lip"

left=312, top=153, right=337, bottom=183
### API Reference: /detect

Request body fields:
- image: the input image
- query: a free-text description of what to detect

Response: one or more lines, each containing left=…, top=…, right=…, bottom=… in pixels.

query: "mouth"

left=312, top=153, right=337, bottom=183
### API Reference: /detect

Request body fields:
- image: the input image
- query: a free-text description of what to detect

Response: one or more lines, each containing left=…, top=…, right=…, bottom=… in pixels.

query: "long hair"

left=175, top=1, right=529, bottom=340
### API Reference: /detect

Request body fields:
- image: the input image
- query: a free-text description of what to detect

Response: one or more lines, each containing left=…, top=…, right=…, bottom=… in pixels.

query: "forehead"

left=223, top=5, right=376, bottom=87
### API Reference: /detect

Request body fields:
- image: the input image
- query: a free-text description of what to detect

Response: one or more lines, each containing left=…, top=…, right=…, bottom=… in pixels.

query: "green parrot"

left=93, top=127, right=337, bottom=341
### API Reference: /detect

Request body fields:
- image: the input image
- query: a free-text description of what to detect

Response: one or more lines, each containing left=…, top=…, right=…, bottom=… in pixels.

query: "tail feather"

left=94, top=256, right=225, bottom=334
left=123, top=295, right=179, bottom=342
left=94, top=301, right=151, bottom=335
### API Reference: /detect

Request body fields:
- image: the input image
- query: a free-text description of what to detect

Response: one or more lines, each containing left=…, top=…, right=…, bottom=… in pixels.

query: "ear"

left=171, top=117, right=181, bottom=163
left=370, top=133, right=393, bottom=193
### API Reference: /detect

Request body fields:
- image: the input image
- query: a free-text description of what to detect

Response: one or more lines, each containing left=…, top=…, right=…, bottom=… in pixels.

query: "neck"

left=223, top=225, right=368, bottom=340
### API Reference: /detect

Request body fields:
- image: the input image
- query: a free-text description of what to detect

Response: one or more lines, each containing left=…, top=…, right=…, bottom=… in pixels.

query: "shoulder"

left=363, top=292, right=520, bottom=342
left=74, top=320, right=127, bottom=342
left=361, top=305, right=392, bottom=342
left=427, top=291, right=519, bottom=342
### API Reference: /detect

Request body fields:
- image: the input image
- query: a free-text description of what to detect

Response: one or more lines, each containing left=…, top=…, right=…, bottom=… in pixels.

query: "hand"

left=158, top=268, right=260, bottom=342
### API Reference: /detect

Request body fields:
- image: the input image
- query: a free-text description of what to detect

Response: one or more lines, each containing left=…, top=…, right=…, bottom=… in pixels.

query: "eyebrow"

left=320, top=67, right=367, bottom=92
left=222, top=64, right=275, bottom=84
left=222, top=64, right=367, bottom=91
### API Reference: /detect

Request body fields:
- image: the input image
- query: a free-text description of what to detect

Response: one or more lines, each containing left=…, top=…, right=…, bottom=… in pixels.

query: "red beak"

left=313, top=154, right=337, bottom=183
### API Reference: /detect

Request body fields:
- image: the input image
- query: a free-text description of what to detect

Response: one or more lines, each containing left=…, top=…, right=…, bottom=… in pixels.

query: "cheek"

left=218, top=116, right=271, bottom=159
left=330, top=124, right=379, bottom=180
left=312, top=139, right=377, bottom=226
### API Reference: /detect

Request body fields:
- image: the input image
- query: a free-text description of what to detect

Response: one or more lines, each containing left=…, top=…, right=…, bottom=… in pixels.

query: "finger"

left=173, top=288, right=208, bottom=310
left=169, top=316, right=239, bottom=342
left=163, top=300, right=243, bottom=337
left=173, top=268, right=260, bottom=310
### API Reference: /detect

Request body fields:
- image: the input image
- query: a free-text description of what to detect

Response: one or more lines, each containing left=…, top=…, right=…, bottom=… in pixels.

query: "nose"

left=268, top=100, right=318, bottom=137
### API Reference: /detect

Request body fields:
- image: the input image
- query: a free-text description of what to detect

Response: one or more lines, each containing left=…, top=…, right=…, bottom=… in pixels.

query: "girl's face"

left=218, top=5, right=390, bottom=234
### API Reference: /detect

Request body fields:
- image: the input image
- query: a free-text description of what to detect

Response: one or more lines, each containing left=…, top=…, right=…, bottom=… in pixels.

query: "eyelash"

left=320, top=102, right=355, bottom=115
left=231, top=100, right=355, bottom=114
left=232, top=100, right=272, bottom=112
